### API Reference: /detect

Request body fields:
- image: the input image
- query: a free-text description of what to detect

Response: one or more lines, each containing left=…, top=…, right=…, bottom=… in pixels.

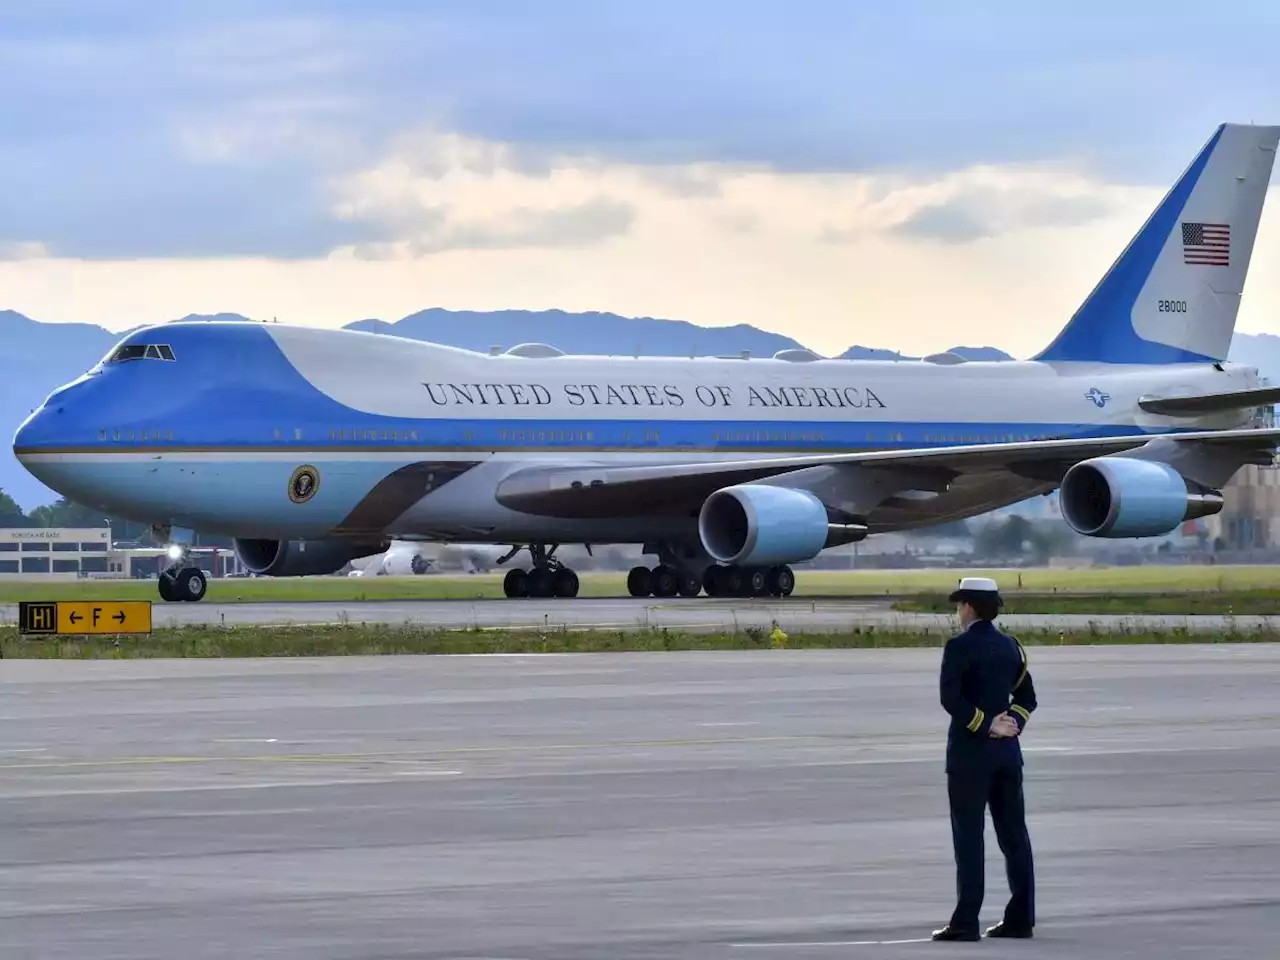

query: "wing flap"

left=1138, top=386, right=1280, bottom=416
left=495, top=427, right=1280, bottom=518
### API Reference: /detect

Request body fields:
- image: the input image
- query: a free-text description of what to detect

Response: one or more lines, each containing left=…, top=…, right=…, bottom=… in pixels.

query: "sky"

left=2, top=1, right=1280, bottom=358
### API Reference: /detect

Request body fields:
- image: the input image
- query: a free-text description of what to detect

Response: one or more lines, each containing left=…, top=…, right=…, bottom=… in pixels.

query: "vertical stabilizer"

left=1035, top=123, right=1279, bottom=364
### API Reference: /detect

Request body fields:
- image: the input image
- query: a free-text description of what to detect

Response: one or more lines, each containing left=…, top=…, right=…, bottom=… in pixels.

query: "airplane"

left=350, top=540, right=510, bottom=576
left=12, top=122, right=1280, bottom=604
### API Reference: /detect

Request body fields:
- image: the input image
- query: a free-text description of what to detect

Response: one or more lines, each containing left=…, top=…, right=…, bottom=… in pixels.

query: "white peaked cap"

left=956, top=576, right=999, bottom=593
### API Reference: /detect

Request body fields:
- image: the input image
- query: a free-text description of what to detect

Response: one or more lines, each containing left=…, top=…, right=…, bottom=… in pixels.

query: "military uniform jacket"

left=940, top=618, right=1037, bottom=775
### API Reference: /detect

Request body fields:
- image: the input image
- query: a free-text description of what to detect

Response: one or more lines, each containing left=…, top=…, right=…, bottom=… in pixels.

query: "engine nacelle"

left=698, top=484, right=834, bottom=566
left=234, top=538, right=388, bottom=577
left=1059, top=457, right=1223, bottom=538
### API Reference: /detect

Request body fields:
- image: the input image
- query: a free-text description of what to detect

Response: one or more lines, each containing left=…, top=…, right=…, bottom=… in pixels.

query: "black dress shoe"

left=985, top=921, right=1033, bottom=938
left=932, top=925, right=980, bottom=941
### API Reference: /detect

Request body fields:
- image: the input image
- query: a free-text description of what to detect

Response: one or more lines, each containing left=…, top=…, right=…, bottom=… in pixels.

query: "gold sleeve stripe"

left=966, top=708, right=985, bottom=733
left=1010, top=704, right=1031, bottom=722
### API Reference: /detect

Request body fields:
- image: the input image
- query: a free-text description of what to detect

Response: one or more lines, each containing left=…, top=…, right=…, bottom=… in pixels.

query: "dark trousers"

left=947, top=763, right=1035, bottom=932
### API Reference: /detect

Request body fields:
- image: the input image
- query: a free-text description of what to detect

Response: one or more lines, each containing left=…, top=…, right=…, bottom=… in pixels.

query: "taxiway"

left=2, top=645, right=1278, bottom=958
left=3, top=596, right=1274, bottom=633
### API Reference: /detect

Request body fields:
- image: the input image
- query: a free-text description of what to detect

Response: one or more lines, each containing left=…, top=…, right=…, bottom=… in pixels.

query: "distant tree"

left=0, top=488, right=33, bottom=527
left=973, top=515, right=1070, bottom=562
left=23, top=497, right=234, bottom=547
left=904, top=518, right=971, bottom=539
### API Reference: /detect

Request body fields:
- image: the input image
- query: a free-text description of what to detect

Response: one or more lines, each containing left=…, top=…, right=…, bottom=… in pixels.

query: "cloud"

left=2, top=2, right=1279, bottom=261
left=891, top=183, right=1116, bottom=244
left=0, top=241, right=52, bottom=261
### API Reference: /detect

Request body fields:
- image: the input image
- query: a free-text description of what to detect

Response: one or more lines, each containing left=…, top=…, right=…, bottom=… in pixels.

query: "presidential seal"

left=288, top=465, right=320, bottom=504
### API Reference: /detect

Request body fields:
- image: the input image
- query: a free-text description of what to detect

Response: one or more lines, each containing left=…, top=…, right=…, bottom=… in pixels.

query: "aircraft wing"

left=495, top=426, right=1280, bottom=518
left=1137, top=386, right=1280, bottom=416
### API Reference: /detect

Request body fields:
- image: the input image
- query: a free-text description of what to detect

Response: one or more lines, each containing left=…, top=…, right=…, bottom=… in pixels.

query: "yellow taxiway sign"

left=19, top=600, right=152, bottom=635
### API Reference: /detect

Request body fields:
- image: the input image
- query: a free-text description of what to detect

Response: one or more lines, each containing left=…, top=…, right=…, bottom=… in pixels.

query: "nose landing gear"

left=157, top=545, right=207, bottom=602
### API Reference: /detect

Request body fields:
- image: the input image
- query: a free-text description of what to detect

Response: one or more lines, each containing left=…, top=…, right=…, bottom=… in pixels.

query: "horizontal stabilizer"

left=1138, top=386, right=1280, bottom=416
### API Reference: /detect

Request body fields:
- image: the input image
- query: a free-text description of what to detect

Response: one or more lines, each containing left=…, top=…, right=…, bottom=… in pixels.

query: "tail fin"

left=1035, top=122, right=1279, bottom=364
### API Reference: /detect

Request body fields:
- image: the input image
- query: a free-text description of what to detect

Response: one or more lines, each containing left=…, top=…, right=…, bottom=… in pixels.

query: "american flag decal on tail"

left=1182, top=221, right=1230, bottom=266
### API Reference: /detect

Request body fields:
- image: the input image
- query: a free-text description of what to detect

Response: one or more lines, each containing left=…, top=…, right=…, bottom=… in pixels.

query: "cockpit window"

left=107, top=343, right=176, bottom=363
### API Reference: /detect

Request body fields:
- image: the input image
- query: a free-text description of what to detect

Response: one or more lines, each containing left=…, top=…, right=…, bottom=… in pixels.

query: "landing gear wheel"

left=747, top=567, right=769, bottom=597
left=677, top=575, right=702, bottom=598
left=651, top=564, right=679, bottom=598
left=552, top=567, right=580, bottom=598
left=503, top=568, right=529, bottom=598
left=725, top=565, right=746, bottom=597
left=527, top=566, right=556, bottom=598
left=627, top=566, right=652, bottom=597
left=179, top=567, right=207, bottom=602
left=158, top=575, right=175, bottom=602
left=703, top=565, right=724, bottom=597
left=768, top=565, right=795, bottom=597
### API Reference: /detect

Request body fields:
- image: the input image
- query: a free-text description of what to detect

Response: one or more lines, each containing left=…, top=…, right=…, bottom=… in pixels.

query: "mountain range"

left=2, top=307, right=1276, bottom=511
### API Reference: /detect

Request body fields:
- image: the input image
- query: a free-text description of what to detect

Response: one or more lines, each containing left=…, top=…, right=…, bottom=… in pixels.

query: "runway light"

left=167, top=545, right=183, bottom=560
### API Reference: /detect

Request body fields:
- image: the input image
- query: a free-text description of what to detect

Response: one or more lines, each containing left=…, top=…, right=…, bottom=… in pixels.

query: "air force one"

left=350, top=541, right=510, bottom=576
left=12, top=123, right=1280, bottom=603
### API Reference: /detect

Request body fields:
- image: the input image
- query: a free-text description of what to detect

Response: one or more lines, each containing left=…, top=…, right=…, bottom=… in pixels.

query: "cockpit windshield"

left=106, top=343, right=176, bottom=363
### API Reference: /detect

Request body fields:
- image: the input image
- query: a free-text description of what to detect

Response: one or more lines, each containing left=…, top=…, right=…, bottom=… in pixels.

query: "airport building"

left=1205, top=463, right=1280, bottom=550
left=0, top=528, right=244, bottom=579
left=0, top=527, right=112, bottom=575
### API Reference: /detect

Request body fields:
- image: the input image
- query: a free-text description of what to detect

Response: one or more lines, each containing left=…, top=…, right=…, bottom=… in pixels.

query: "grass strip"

left=4, top=565, right=1280, bottom=604
left=893, top=591, right=1280, bottom=616
left=2, top=621, right=1277, bottom=659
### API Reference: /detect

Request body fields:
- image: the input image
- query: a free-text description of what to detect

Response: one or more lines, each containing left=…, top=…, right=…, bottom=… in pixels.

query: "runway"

left=2, top=645, right=1278, bottom=958
left=5, top=596, right=1276, bottom=633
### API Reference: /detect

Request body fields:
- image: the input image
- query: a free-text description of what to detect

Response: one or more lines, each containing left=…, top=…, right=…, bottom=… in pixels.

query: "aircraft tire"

left=651, top=565, right=679, bottom=598
left=747, top=567, right=769, bottom=597
left=768, top=565, right=796, bottom=597
left=724, top=565, right=746, bottom=596
left=553, top=567, right=579, bottom=598
left=158, top=575, right=175, bottom=602
left=627, top=566, right=652, bottom=597
left=677, top=575, right=702, bottom=597
left=503, top=568, right=529, bottom=598
left=527, top=566, right=556, bottom=598
left=703, top=565, right=724, bottom=597
left=176, top=567, right=207, bottom=602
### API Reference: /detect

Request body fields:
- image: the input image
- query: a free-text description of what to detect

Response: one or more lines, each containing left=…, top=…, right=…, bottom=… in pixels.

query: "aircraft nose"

left=13, top=407, right=45, bottom=459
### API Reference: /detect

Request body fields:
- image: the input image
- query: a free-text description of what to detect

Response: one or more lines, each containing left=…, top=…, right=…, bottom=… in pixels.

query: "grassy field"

left=2, top=564, right=1279, bottom=604
left=2, top=620, right=1278, bottom=659
left=894, top=590, right=1280, bottom=616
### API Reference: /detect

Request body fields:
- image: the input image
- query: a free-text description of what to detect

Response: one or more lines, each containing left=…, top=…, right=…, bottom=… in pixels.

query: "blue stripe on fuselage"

left=14, top=320, right=1185, bottom=457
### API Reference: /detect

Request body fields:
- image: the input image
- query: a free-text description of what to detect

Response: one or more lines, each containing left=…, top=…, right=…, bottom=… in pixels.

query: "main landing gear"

left=500, top=544, right=581, bottom=598
left=627, top=563, right=795, bottom=599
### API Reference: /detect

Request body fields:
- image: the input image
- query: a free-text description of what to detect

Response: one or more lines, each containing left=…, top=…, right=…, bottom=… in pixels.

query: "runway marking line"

left=0, top=734, right=825, bottom=771
left=731, top=939, right=933, bottom=947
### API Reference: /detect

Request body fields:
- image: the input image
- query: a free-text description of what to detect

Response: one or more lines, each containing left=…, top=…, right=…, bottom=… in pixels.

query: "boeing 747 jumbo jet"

left=12, top=123, right=1280, bottom=602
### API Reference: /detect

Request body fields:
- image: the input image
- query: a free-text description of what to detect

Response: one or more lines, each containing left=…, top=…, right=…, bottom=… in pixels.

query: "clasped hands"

left=988, top=712, right=1021, bottom=739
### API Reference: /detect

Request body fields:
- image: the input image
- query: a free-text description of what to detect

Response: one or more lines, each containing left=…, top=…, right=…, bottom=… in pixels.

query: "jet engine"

left=233, top=538, right=389, bottom=576
left=698, top=483, right=865, bottom=566
left=1059, top=457, right=1224, bottom=538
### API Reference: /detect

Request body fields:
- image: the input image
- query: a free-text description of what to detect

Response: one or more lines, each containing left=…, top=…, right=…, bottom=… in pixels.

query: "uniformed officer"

left=931, top=576, right=1037, bottom=942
